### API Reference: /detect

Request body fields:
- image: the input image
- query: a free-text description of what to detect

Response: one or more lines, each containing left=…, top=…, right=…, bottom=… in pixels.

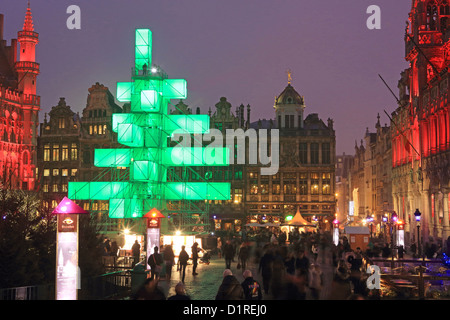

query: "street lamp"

left=414, top=209, right=422, bottom=258
left=390, top=212, right=397, bottom=260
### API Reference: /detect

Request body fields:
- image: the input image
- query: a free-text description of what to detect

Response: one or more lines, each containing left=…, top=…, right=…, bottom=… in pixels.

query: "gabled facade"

left=0, top=5, right=40, bottom=190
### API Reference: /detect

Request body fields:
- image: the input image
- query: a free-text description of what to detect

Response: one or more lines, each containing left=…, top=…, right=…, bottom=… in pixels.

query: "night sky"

left=1, top=0, right=412, bottom=155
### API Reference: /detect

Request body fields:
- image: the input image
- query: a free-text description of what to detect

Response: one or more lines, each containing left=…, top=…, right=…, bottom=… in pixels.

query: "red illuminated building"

left=392, top=0, right=450, bottom=246
left=0, top=4, right=39, bottom=190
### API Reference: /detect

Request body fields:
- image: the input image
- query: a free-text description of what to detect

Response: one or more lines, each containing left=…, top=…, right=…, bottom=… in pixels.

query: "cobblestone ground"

left=156, top=247, right=336, bottom=300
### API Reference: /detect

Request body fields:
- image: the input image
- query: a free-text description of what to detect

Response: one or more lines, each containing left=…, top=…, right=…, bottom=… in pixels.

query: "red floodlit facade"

left=392, top=0, right=450, bottom=246
left=0, top=4, right=40, bottom=190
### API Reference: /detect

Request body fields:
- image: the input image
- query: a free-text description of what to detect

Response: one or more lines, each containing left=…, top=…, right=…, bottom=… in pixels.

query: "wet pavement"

left=155, top=248, right=336, bottom=300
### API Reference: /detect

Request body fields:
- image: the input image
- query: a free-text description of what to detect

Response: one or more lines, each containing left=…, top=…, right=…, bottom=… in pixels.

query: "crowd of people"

left=132, top=228, right=382, bottom=300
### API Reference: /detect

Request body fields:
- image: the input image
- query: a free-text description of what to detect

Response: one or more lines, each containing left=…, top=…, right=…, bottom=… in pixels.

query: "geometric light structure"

left=68, top=29, right=231, bottom=219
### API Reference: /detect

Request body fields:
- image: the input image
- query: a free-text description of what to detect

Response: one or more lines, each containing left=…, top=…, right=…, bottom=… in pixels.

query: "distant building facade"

left=349, top=116, right=392, bottom=234
left=245, top=80, right=336, bottom=229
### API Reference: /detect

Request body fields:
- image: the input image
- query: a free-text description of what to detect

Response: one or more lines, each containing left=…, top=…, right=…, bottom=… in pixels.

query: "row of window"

left=43, top=168, right=77, bottom=177
left=42, top=184, right=68, bottom=193
left=299, top=142, right=331, bottom=164
left=250, top=173, right=332, bottom=195
left=89, top=124, right=107, bottom=135
left=43, top=143, right=78, bottom=162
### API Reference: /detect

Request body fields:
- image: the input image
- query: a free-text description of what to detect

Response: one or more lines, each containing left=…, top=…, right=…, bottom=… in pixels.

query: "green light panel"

left=135, top=29, right=152, bottom=72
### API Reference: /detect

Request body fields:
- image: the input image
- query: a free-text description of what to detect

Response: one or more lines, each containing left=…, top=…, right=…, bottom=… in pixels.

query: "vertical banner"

left=53, top=197, right=88, bottom=300
left=333, top=227, right=339, bottom=246
left=146, top=227, right=160, bottom=269
left=144, top=209, right=164, bottom=269
left=56, top=222, right=79, bottom=300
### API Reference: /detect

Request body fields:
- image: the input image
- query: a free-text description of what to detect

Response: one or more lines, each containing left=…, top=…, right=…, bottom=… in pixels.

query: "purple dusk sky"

left=2, top=0, right=412, bottom=155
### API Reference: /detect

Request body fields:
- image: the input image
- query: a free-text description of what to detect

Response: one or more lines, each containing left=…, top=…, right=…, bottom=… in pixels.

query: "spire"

left=23, top=2, right=34, bottom=32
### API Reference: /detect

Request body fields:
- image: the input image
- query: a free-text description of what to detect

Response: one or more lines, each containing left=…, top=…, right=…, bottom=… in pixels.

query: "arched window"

left=427, top=2, right=438, bottom=30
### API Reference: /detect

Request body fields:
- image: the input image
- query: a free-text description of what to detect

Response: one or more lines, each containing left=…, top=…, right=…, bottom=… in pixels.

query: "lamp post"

left=391, top=211, right=398, bottom=261
left=414, top=209, right=422, bottom=258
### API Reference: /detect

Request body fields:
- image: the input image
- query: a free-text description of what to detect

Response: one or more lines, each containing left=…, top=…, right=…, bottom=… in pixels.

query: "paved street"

left=154, top=248, right=336, bottom=300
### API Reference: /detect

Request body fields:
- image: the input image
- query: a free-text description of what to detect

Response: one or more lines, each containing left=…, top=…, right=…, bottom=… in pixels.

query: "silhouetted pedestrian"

left=148, top=246, right=163, bottom=280
left=178, top=245, right=189, bottom=283
left=238, top=243, right=249, bottom=271
left=131, top=240, right=140, bottom=267
left=223, top=240, right=234, bottom=269
left=191, top=242, right=199, bottom=275
left=258, top=248, right=274, bottom=294
left=163, top=244, right=175, bottom=280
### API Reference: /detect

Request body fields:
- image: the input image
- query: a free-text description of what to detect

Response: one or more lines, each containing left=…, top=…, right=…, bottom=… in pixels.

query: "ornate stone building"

left=37, top=98, right=81, bottom=209
left=335, top=153, right=353, bottom=223
left=391, top=0, right=450, bottom=248
left=245, top=80, right=336, bottom=229
left=349, top=116, right=392, bottom=232
left=0, top=5, right=40, bottom=190
left=37, top=83, right=124, bottom=233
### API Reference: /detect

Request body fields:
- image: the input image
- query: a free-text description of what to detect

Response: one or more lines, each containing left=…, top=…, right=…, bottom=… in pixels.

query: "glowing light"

left=68, top=28, right=231, bottom=219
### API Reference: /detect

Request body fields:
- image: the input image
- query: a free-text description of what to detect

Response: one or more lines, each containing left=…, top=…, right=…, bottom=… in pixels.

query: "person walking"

left=241, top=270, right=262, bottom=300
left=148, top=246, right=163, bottom=280
left=258, top=247, right=274, bottom=295
left=238, top=243, right=249, bottom=271
left=223, top=240, right=234, bottom=269
left=191, top=242, right=199, bottom=276
left=178, top=245, right=189, bottom=283
left=215, top=269, right=245, bottom=300
left=308, top=264, right=323, bottom=300
left=163, top=244, right=175, bottom=281
left=217, top=237, right=222, bottom=258
left=131, top=240, right=140, bottom=267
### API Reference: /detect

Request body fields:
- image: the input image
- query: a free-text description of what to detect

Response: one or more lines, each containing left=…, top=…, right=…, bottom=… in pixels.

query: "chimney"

left=0, top=14, right=4, bottom=40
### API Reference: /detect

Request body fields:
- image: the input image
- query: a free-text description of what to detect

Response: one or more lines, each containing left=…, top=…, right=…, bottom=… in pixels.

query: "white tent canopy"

left=282, top=208, right=316, bottom=227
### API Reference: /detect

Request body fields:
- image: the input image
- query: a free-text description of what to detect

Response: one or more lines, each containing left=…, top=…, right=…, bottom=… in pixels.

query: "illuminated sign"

left=147, top=217, right=160, bottom=228
left=58, top=214, right=78, bottom=232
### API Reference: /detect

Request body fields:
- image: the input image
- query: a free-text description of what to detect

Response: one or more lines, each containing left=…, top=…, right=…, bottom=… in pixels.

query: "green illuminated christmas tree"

left=68, top=29, right=230, bottom=219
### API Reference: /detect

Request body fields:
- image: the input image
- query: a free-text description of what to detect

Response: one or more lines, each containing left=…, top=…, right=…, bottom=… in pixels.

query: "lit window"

left=71, top=143, right=78, bottom=160
left=58, top=118, right=65, bottom=129
left=62, top=144, right=69, bottom=161
left=62, top=169, right=68, bottom=177
left=52, top=144, right=59, bottom=161
left=53, top=169, right=59, bottom=176
left=44, top=169, right=50, bottom=177
left=44, top=144, right=50, bottom=161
